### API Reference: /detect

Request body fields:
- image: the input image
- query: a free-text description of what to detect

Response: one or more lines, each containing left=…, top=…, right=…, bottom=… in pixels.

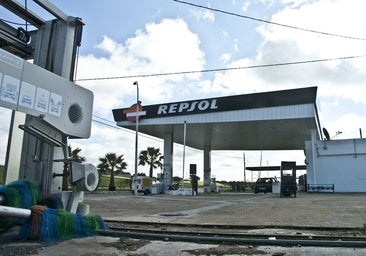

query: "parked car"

left=254, top=177, right=277, bottom=193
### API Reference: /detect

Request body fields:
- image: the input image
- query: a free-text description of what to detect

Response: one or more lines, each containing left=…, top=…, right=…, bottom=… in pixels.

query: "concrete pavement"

left=2, top=191, right=366, bottom=255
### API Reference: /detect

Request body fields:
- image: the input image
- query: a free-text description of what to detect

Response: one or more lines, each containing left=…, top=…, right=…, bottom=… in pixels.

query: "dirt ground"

left=83, top=191, right=366, bottom=228
left=2, top=191, right=366, bottom=256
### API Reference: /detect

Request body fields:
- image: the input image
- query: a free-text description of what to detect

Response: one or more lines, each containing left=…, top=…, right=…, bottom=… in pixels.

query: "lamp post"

left=133, top=81, right=139, bottom=196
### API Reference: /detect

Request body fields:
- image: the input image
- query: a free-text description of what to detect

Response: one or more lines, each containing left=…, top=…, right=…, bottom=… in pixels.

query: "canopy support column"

left=203, top=145, right=211, bottom=193
left=163, top=132, right=173, bottom=190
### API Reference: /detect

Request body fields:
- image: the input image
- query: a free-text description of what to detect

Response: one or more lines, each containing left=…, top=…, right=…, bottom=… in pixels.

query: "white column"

left=203, top=145, right=211, bottom=193
left=310, top=129, right=318, bottom=184
left=163, top=132, right=173, bottom=189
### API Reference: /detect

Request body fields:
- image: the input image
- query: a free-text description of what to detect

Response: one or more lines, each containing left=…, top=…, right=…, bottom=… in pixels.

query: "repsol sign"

left=157, top=99, right=218, bottom=115
left=112, top=87, right=318, bottom=122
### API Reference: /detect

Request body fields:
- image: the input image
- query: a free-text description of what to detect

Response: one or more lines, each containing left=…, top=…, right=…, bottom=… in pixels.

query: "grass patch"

left=98, top=175, right=131, bottom=191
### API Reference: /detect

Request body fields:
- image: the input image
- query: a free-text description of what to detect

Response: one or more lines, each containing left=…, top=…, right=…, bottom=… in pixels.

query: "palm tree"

left=98, top=153, right=127, bottom=191
left=63, top=145, right=86, bottom=190
left=139, top=147, right=163, bottom=178
left=68, top=145, right=86, bottom=162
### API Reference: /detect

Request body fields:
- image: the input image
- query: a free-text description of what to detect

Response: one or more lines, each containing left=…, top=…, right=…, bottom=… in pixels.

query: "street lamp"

left=133, top=81, right=139, bottom=196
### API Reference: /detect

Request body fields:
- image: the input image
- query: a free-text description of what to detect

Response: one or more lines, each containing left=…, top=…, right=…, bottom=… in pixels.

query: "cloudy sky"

left=2, top=0, right=366, bottom=181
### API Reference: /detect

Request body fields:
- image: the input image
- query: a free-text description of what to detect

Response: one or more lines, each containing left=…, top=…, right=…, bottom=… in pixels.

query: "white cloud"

left=242, top=1, right=251, bottom=12
left=280, top=0, right=312, bottom=8
left=233, top=38, right=240, bottom=53
left=95, top=36, right=118, bottom=53
left=215, top=0, right=366, bottom=99
left=258, top=0, right=276, bottom=8
left=220, top=53, right=231, bottom=63
left=190, top=8, right=215, bottom=23
left=321, top=112, right=366, bottom=140
left=68, top=18, right=209, bottom=174
left=128, top=19, right=205, bottom=78
left=76, top=18, right=205, bottom=117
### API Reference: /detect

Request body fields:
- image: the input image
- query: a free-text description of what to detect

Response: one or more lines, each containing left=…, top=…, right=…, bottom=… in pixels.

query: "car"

left=254, top=177, right=277, bottom=194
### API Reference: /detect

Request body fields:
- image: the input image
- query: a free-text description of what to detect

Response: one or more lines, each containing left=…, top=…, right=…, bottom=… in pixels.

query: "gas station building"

left=113, top=86, right=327, bottom=192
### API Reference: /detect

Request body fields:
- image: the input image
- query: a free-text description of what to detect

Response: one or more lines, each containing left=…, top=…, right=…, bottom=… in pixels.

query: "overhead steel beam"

left=0, top=20, right=33, bottom=59
left=34, top=0, right=68, bottom=22
left=0, top=0, right=44, bottom=27
left=246, top=165, right=307, bottom=171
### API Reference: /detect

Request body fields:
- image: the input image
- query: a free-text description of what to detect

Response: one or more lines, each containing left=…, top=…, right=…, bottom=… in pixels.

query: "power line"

left=91, top=115, right=164, bottom=143
left=76, top=54, right=366, bottom=82
left=92, top=115, right=116, bottom=125
left=91, top=115, right=204, bottom=152
left=0, top=18, right=27, bottom=26
left=173, top=0, right=366, bottom=41
left=92, top=117, right=124, bottom=131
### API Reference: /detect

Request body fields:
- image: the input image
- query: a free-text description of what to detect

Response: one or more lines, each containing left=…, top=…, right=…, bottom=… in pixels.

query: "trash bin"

left=272, top=182, right=280, bottom=194
left=151, top=184, right=158, bottom=195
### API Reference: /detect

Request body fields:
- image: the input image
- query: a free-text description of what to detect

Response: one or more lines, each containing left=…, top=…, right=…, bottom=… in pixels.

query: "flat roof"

left=113, top=87, right=322, bottom=150
left=246, top=165, right=307, bottom=171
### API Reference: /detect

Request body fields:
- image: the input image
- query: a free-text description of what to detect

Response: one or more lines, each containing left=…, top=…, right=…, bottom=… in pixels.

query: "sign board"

left=113, top=87, right=317, bottom=122
left=0, top=48, right=93, bottom=138
left=190, top=164, right=197, bottom=175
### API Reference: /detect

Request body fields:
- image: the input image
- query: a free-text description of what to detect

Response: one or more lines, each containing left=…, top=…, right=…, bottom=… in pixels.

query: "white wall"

left=305, top=139, right=366, bottom=192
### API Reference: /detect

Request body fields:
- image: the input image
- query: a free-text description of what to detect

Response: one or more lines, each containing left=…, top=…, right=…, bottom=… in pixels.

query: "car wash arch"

left=113, top=86, right=322, bottom=192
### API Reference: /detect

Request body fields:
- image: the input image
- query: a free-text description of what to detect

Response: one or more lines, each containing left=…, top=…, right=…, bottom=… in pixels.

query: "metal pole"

left=133, top=81, right=139, bottom=196
left=0, top=205, right=31, bottom=219
left=182, top=121, right=186, bottom=190
left=243, top=152, right=246, bottom=183
left=259, top=151, right=262, bottom=179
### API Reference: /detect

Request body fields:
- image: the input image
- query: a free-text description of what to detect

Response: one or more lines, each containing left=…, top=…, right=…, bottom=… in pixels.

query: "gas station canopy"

left=113, top=87, right=322, bottom=151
